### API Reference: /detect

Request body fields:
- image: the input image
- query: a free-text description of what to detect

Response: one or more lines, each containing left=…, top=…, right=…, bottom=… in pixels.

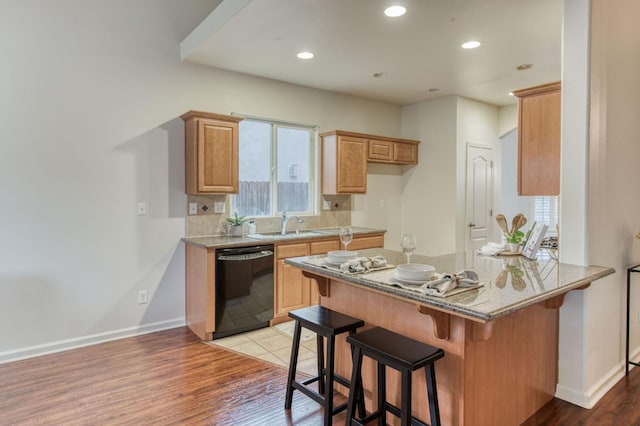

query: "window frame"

left=233, top=117, right=318, bottom=218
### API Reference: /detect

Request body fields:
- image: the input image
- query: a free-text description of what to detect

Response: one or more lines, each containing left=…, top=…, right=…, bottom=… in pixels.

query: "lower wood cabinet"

left=184, top=232, right=386, bottom=339
left=272, top=233, right=384, bottom=323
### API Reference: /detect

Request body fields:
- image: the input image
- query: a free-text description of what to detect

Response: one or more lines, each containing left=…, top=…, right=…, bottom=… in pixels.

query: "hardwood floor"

left=0, top=326, right=638, bottom=425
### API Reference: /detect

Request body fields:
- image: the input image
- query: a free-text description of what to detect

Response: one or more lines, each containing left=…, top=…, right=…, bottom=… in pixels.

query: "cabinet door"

left=393, top=142, right=418, bottom=164
left=336, top=135, right=368, bottom=193
left=515, top=83, right=561, bottom=196
left=275, top=260, right=311, bottom=317
left=197, top=118, right=239, bottom=193
left=368, top=139, right=393, bottom=162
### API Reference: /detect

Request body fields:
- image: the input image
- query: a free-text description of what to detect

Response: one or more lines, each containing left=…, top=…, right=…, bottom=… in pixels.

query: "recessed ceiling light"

left=297, top=51, right=314, bottom=59
left=461, top=40, right=481, bottom=49
left=508, top=92, right=514, bottom=96
left=516, top=63, right=533, bottom=71
left=384, top=5, right=406, bottom=17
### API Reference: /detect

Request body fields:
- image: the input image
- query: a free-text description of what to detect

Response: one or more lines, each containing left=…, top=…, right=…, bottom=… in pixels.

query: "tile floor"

left=206, top=322, right=318, bottom=376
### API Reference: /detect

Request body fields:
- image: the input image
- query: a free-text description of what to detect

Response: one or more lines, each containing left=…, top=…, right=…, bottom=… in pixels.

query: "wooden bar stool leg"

left=425, top=363, right=441, bottom=426
left=377, top=362, right=385, bottom=426
left=348, top=330, right=366, bottom=418
left=346, top=346, right=363, bottom=425
left=317, top=334, right=325, bottom=395
left=284, top=320, right=302, bottom=409
left=324, top=335, right=336, bottom=426
left=400, top=369, right=412, bottom=426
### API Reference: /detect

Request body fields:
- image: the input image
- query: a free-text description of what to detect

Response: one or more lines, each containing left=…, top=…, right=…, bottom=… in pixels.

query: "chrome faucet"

left=281, top=211, right=304, bottom=235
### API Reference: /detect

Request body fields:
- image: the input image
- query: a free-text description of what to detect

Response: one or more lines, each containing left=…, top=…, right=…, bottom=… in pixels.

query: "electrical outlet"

left=379, top=199, right=385, bottom=208
left=137, top=290, right=148, bottom=305
left=323, top=200, right=331, bottom=210
left=137, top=202, right=146, bottom=216
left=214, top=202, right=225, bottom=213
left=188, top=203, right=198, bottom=215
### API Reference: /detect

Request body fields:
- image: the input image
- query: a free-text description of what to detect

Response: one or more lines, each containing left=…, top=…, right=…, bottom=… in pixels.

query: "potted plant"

left=226, top=212, right=248, bottom=236
left=505, top=230, right=525, bottom=253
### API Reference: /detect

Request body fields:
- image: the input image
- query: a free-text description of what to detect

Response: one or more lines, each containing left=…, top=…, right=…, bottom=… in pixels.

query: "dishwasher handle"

left=217, top=250, right=274, bottom=261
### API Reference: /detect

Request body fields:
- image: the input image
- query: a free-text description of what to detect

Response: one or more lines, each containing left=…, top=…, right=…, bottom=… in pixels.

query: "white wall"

left=400, top=97, right=458, bottom=256
left=581, top=0, right=640, bottom=407
left=500, top=129, right=533, bottom=229
left=0, top=0, right=402, bottom=361
left=397, top=96, right=499, bottom=255
left=352, top=164, right=404, bottom=252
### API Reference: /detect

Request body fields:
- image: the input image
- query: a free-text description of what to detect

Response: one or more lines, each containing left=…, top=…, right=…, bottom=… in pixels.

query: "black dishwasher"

left=214, top=245, right=274, bottom=339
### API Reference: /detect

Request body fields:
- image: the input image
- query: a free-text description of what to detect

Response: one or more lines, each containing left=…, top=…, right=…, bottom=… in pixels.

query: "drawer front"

left=350, top=234, right=385, bottom=250
left=276, top=242, right=309, bottom=259
left=310, top=239, right=340, bottom=255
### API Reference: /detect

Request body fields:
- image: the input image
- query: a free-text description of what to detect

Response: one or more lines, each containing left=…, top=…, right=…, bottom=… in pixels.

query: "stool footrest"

left=290, top=382, right=349, bottom=415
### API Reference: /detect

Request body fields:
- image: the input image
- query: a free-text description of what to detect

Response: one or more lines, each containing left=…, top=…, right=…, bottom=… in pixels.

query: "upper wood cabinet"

left=321, top=130, right=420, bottom=194
left=368, top=138, right=419, bottom=164
left=513, top=82, right=561, bottom=196
left=181, top=110, right=242, bottom=195
left=321, top=131, right=368, bottom=194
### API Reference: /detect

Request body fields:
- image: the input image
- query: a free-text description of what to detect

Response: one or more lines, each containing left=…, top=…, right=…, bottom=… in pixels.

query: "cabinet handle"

left=468, top=223, right=476, bottom=228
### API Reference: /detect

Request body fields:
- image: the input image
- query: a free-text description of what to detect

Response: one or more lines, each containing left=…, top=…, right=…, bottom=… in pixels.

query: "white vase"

left=229, top=224, right=243, bottom=237
left=508, top=242, right=520, bottom=253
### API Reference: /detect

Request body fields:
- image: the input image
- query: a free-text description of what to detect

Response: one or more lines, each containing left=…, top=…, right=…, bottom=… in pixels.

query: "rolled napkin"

left=477, top=242, right=506, bottom=256
left=339, top=255, right=388, bottom=274
left=423, top=270, right=479, bottom=295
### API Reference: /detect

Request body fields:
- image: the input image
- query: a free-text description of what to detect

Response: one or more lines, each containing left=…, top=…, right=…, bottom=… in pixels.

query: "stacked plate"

left=395, top=263, right=436, bottom=284
left=326, top=250, right=357, bottom=266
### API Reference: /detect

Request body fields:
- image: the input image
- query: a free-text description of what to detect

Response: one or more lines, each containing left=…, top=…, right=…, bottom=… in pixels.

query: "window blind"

left=533, top=196, right=558, bottom=234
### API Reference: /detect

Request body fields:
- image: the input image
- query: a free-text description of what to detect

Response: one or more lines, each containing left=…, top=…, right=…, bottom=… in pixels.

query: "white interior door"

left=466, top=144, right=494, bottom=252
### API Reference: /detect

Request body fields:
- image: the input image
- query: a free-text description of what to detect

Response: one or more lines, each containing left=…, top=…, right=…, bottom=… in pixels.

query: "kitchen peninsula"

left=286, top=249, right=614, bottom=425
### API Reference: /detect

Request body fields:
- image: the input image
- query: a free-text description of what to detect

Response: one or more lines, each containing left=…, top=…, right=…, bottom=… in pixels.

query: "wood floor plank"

left=0, top=326, right=638, bottom=425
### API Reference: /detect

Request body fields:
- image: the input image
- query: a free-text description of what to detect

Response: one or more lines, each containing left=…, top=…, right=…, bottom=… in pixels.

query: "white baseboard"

left=0, top=318, right=186, bottom=364
left=555, top=364, right=622, bottom=408
left=555, top=345, right=640, bottom=408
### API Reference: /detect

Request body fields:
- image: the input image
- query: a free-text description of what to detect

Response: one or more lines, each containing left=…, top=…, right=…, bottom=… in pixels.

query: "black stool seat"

left=284, top=305, right=365, bottom=426
left=346, top=327, right=445, bottom=426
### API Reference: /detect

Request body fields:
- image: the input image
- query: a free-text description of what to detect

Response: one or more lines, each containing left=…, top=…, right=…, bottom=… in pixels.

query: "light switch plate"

left=323, top=200, right=331, bottom=210
left=214, top=202, right=225, bottom=213
left=188, top=203, right=198, bottom=215
left=137, top=202, right=146, bottom=216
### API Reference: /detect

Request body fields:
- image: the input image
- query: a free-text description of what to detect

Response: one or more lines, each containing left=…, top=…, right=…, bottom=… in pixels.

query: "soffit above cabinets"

left=180, top=0, right=561, bottom=107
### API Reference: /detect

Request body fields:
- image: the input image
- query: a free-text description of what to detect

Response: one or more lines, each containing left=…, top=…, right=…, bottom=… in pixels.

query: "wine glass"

left=339, top=226, right=353, bottom=251
left=400, top=234, right=417, bottom=263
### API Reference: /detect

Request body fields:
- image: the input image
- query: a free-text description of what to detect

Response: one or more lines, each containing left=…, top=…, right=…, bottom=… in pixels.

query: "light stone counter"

left=285, top=248, right=614, bottom=322
left=182, top=226, right=386, bottom=248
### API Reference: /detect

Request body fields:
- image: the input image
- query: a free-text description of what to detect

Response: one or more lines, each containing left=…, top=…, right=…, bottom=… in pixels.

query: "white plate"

left=393, top=275, right=428, bottom=286
left=324, top=259, right=344, bottom=267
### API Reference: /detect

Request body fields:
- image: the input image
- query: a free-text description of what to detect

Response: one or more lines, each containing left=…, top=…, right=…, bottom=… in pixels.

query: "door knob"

left=468, top=223, right=476, bottom=228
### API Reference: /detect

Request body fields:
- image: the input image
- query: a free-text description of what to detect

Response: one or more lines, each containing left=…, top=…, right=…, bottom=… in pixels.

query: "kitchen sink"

left=247, top=230, right=323, bottom=240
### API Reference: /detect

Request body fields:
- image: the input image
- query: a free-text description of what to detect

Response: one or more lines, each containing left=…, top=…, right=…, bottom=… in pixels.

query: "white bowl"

left=397, top=263, right=436, bottom=281
left=327, top=250, right=358, bottom=264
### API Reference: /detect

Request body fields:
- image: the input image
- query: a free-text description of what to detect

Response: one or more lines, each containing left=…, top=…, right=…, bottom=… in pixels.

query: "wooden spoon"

left=516, top=214, right=528, bottom=231
left=510, top=215, right=519, bottom=234
left=495, top=214, right=508, bottom=234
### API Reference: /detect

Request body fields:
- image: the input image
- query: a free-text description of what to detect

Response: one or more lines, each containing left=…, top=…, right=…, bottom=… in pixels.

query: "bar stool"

left=345, top=326, right=445, bottom=426
left=284, top=305, right=366, bottom=426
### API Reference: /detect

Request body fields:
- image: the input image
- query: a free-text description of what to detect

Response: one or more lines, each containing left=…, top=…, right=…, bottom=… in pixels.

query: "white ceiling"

left=181, top=0, right=562, bottom=107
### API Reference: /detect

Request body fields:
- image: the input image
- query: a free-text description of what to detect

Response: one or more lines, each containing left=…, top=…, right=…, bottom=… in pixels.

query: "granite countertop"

left=285, top=248, right=615, bottom=322
left=182, top=226, right=386, bottom=248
